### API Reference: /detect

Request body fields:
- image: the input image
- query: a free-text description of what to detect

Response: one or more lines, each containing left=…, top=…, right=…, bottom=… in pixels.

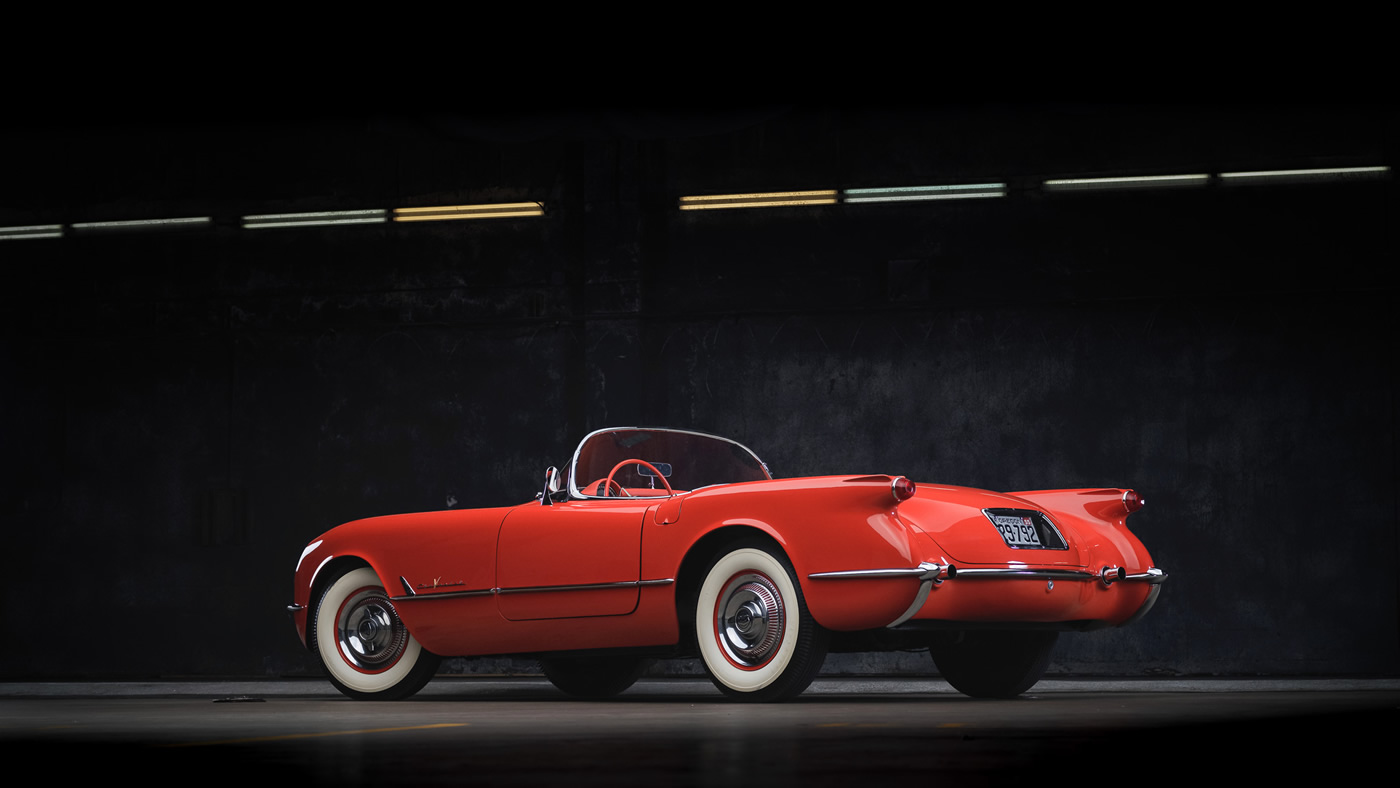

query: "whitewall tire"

left=695, top=542, right=827, bottom=702
left=312, top=566, right=440, bottom=700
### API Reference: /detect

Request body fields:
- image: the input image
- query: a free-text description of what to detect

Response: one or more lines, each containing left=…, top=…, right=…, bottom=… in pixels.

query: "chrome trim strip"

left=399, top=576, right=416, bottom=596
left=807, top=564, right=951, bottom=628
left=818, top=566, right=1167, bottom=585
left=497, top=578, right=675, bottom=595
left=391, top=578, right=675, bottom=602
left=391, top=588, right=495, bottom=602
left=809, top=567, right=929, bottom=579
left=954, top=568, right=1101, bottom=581
left=886, top=563, right=952, bottom=628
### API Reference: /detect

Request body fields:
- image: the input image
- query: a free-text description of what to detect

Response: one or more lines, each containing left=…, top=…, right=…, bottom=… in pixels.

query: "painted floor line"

left=161, top=722, right=468, bottom=748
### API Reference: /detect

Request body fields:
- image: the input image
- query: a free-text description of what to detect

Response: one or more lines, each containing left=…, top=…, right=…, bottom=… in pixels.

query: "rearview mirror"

left=635, top=462, right=672, bottom=478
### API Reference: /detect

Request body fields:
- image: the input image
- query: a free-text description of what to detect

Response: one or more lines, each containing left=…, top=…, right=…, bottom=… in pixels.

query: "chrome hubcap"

left=336, top=587, right=408, bottom=671
left=716, top=573, right=785, bottom=667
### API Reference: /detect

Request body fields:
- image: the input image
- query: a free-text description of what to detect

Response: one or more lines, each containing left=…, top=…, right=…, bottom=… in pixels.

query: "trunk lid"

left=897, top=484, right=1088, bottom=566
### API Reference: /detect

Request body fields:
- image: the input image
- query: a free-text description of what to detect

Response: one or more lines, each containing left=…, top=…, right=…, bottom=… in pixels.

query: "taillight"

left=892, top=476, right=917, bottom=503
left=1123, top=489, right=1145, bottom=514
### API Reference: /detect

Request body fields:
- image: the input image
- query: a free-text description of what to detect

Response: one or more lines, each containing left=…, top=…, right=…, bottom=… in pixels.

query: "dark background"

left=1, top=104, right=1394, bottom=680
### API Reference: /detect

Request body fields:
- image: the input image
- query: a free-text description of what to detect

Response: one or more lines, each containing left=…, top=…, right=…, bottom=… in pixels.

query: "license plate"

left=991, top=514, right=1044, bottom=548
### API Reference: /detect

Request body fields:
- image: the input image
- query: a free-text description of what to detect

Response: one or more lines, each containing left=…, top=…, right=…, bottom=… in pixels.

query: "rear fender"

left=1005, top=488, right=1155, bottom=571
left=654, top=476, right=925, bottom=632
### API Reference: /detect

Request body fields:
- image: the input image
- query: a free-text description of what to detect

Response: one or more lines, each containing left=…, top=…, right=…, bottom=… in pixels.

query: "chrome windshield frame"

left=565, top=426, right=772, bottom=500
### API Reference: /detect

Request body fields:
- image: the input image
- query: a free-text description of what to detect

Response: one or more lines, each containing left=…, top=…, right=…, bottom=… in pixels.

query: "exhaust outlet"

left=1100, top=566, right=1126, bottom=586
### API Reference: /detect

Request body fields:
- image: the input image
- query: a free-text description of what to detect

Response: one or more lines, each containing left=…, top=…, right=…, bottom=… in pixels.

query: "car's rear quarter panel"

left=645, top=477, right=926, bottom=632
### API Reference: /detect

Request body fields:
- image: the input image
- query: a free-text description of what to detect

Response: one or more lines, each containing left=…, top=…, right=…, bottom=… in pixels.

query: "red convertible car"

left=289, top=427, right=1165, bottom=701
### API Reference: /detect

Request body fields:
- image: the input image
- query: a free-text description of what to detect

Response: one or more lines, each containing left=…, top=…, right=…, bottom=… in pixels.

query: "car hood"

left=897, top=484, right=1087, bottom=566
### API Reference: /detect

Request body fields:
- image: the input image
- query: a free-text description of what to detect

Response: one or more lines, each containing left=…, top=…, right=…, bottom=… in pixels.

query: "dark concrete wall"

left=1, top=106, right=1395, bottom=678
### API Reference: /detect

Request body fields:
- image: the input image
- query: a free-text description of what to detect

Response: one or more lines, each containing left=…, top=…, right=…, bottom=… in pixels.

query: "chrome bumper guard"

left=809, top=565, right=1167, bottom=628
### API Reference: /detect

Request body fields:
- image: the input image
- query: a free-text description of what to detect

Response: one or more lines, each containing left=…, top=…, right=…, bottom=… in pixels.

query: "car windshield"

left=568, top=428, right=771, bottom=498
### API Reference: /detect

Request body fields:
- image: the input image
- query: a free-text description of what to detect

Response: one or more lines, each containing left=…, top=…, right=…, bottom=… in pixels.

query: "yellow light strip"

left=679, top=190, right=839, bottom=210
left=393, top=202, right=544, bottom=221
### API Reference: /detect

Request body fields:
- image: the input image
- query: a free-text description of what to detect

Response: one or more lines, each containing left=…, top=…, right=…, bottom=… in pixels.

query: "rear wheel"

left=311, top=566, right=441, bottom=700
left=695, top=541, right=828, bottom=702
left=540, top=656, right=651, bottom=699
left=929, top=630, right=1058, bottom=698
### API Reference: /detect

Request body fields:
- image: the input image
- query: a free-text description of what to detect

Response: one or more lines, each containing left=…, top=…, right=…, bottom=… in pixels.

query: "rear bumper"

left=809, top=564, right=1167, bottom=629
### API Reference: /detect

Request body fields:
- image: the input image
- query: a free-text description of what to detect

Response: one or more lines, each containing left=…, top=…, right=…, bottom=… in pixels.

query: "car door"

left=495, top=498, right=650, bottom=620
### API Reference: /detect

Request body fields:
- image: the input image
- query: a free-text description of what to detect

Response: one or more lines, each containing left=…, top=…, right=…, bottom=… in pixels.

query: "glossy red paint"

left=291, top=427, right=1166, bottom=701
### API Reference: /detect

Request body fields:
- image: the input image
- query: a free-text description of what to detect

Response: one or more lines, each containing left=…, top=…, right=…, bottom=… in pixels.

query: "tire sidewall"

left=314, top=566, right=426, bottom=697
left=695, top=546, right=802, bottom=694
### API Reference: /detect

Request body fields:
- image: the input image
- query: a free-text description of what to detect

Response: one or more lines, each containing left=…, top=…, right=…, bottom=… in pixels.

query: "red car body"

left=289, top=427, right=1165, bottom=701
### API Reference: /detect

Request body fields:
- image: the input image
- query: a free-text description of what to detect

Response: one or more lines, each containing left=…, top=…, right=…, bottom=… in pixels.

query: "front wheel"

left=311, top=566, right=441, bottom=700
left=929, top=630, right=1058, bottom=698
left=695, top=541, right=828, bottom=702
left=540, top=656, right=651, bottom=699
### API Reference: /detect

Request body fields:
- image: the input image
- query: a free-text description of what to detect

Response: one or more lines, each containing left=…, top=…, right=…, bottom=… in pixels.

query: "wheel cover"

left=335, top=586, right=409, bottom=673
left=715, top=572, right=786, bottom=668
left=696, top=547, right=805, bottom=695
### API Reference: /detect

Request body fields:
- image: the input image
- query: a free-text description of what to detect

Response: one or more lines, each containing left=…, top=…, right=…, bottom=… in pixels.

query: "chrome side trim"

left=816, top=566, right=1168, bottom=585
left=954, top=568, right=1101, bottom=581
left=807, top=563, right=952, bottom=629
left=809, top=567, right=929, bottom=579
left=391, top=578, right=675, bottom=602
left=391, top=587, right=495, bottom=602
left=886, top=563, right=954, bottom=627
left=497, top=578, right=675, bottom=595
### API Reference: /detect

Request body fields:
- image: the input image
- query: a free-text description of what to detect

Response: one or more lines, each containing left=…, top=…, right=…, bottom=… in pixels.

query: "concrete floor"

left=3, top=677, right=1397, bottom=785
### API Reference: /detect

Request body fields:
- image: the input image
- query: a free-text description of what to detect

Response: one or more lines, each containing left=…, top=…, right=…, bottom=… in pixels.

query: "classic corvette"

left=289, top=427, right=1166, bottom=701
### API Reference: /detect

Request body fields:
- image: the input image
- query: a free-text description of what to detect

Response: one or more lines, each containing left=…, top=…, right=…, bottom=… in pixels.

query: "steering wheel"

left=603, top=459, right=675, bottom=497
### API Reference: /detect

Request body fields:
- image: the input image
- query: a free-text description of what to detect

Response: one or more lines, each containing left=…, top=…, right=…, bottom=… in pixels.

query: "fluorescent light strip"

left=0, top=224, right=63, bottom=240
left=679, top=190, right=839, bottom=210
left=1043, top=174, right=1210, bottom=192
left=844, top=184, right=1006, bottom=203
left=1218, top=166, right=1390, bottom=184
left=242, top=209, right=387, bottom=229
left=393, top=202, right=544, bottom=221
left=70, top=217, right=212, bottom=232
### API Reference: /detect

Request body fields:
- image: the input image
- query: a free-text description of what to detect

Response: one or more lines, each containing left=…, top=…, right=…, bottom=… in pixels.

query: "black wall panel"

left=1, top=106, right=1394, bottom=678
